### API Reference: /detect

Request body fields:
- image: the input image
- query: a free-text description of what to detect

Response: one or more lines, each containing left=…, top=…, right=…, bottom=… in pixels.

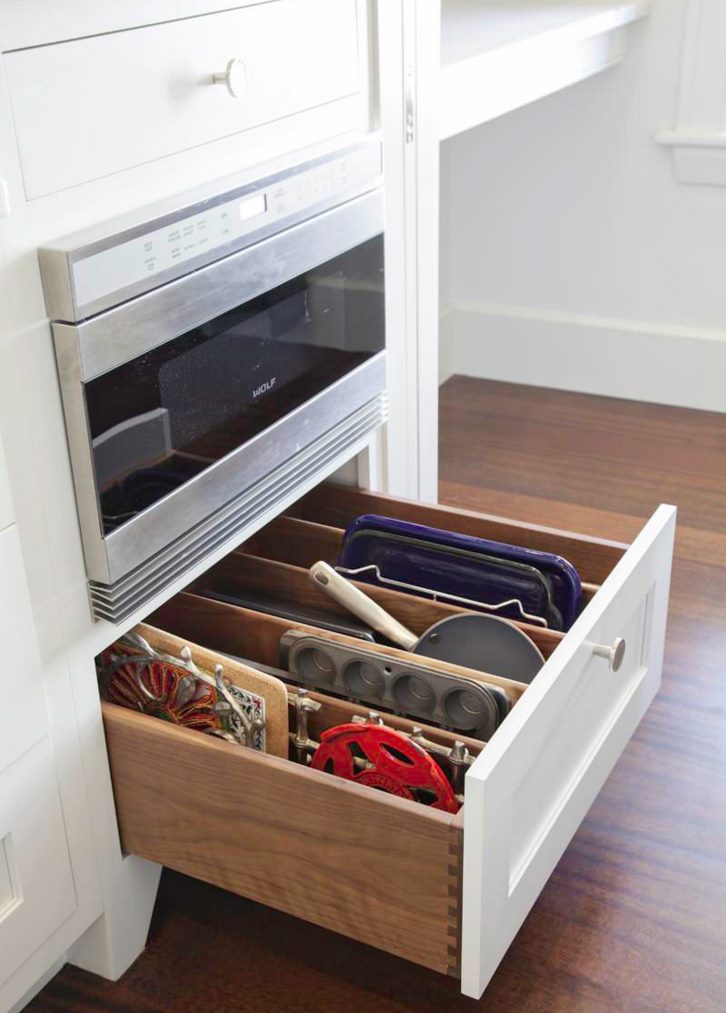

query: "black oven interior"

left=86, top=234, right=384, bottom=533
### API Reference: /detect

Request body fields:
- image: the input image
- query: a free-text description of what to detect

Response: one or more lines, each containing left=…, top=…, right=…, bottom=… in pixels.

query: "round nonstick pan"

left=309, top=561, right=544, bottom=684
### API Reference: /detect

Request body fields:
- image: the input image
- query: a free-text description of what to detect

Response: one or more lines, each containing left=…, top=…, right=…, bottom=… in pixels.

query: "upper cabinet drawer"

left=4, top=0, right=365, bottom=198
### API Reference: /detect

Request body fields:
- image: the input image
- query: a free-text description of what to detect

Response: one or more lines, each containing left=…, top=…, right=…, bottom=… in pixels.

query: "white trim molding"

left=439, top=0, right=648, bottom=142
left=656, top=0, right=726, bottom=184
left=440, top=303, right=726, bottom=413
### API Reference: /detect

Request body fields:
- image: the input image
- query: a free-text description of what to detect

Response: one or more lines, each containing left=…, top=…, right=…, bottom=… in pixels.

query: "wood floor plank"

left=440, top=377, right=726, bottom=534
left=29, top=376, right=726, bottom=1012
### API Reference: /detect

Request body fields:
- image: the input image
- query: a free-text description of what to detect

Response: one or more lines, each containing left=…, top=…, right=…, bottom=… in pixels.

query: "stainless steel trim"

left=92, top=395, right=385, bottom=612
left=39, top=137, right=382, bottom=322
left=70, top=351, right=385, bottom=585
left=53, top=326, right=109, bottom=581
left=39, top=247, right=76, bottom=325
left=65, top=188, right=383, bottom=381
left=89, top=393, right=387, bottom=622
left=92, top=396, right=385, bottom=608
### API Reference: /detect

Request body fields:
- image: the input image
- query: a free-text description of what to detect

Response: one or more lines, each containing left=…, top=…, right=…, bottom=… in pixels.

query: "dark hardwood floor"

left=29, top=377, right=726, bottom=1012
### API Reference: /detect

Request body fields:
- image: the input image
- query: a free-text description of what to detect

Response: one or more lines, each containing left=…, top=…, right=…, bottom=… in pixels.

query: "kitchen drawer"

left=4, top=0, right=365, bottom=199
left=102, top=484, right=675, bottom=998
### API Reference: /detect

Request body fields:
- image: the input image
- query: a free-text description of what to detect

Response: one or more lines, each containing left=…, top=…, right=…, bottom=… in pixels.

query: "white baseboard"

left=440, top=304, right=726, bottom=412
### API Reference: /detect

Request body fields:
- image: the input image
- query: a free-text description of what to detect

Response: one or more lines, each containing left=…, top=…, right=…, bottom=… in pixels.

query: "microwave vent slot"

left=88, top=393, right=387, bottom=623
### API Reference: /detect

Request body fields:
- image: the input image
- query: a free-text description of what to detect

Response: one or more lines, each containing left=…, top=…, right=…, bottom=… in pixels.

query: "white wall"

left=440, top=0, right=726, bottom=412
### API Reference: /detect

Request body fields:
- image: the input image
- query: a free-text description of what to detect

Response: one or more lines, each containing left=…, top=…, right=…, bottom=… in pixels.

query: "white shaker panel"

left=461, top=505, right=676, bottom=998
left=0, top=738, right=77, bottom=985
left=4, top=0, right=362, bottom=199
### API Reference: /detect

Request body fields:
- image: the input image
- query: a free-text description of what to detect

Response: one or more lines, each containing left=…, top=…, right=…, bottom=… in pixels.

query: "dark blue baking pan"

left=338, top=515, right=583, bottom=631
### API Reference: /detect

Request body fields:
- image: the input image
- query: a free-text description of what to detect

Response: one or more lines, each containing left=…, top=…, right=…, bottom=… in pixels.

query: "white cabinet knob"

left=213, top=58, right=247, bottom=99
left=592, top=637, right=626, bottom=672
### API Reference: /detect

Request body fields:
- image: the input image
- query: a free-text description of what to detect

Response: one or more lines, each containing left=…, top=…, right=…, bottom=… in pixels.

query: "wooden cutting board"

left=136, top=622, right=289, bottom=758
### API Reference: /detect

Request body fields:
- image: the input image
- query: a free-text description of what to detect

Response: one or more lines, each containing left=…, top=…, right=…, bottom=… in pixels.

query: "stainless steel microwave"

left=39, top=139, right=386, bottom=622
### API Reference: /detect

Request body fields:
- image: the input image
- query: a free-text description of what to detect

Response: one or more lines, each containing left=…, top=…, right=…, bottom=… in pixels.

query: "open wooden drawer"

left=102, top=484, right=675, bottom=999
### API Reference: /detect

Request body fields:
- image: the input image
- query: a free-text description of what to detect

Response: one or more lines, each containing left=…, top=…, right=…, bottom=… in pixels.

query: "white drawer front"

left=0, top=738, right=77, bottom=984
left=461, top=505, right=676, bottom=998
left=5, top=0, right=363, bottom=198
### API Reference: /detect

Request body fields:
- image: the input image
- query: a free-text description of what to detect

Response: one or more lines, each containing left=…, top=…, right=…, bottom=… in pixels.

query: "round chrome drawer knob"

left=593, top=637, right=626, bottom=672
left=213, top=58, right=247, bottom=99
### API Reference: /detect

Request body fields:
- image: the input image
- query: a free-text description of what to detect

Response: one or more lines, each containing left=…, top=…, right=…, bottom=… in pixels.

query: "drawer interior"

left=195, top=520, right=565, bottom=659
left=101, top=481, right=631, bottom=977
left=149, top=590, right=530, bottom=703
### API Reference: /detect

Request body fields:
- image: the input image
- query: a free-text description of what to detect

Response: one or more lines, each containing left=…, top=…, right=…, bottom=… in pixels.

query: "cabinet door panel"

left=5, top=0, right=362, bottom=198
left=461, top=505, right=676, bottom=998
left=0, top=738, right=77, bottom=982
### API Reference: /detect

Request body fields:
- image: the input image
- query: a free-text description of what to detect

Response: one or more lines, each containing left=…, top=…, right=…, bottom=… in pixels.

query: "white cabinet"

left=394, top=0, right=649, bottom=502
left=0, top=0, right=376, bottom=1003
left=439, top=0, right=648, bottom=141
left=0, top=526, right=77, bottom=1004
left=0, top=740, right=77, bottom=989
left=0, top=0, right=669, bottom=1006
left=4, top=0, right=366, bottom=199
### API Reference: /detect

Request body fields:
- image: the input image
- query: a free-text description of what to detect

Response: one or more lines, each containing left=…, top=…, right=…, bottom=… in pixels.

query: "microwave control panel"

left=39, top=138, right=382, bottom=323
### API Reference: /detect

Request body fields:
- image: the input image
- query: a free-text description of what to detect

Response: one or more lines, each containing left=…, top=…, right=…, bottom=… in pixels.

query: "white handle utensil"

left=308, top=560, right=545, bottom=684
left=309, top=560, right=418, bottom=650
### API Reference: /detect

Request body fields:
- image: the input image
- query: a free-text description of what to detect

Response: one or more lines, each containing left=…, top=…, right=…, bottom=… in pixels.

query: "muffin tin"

left=279, top=630, right=510, bottom=740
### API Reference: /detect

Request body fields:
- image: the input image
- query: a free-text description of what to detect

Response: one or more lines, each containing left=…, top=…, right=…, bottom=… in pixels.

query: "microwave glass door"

left=84, top=234, right=384, bottom=534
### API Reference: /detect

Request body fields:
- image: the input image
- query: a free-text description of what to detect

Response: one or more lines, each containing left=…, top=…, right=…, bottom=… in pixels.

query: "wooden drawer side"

left=289, top=484, right=628, bottom=584
left=150, top=591, right=529, bottom=701
left=103, top=704, right=462, bottom=975
left=195, top=548, right=562, bottom=658
left=239, top=516, right=344, bottom=570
